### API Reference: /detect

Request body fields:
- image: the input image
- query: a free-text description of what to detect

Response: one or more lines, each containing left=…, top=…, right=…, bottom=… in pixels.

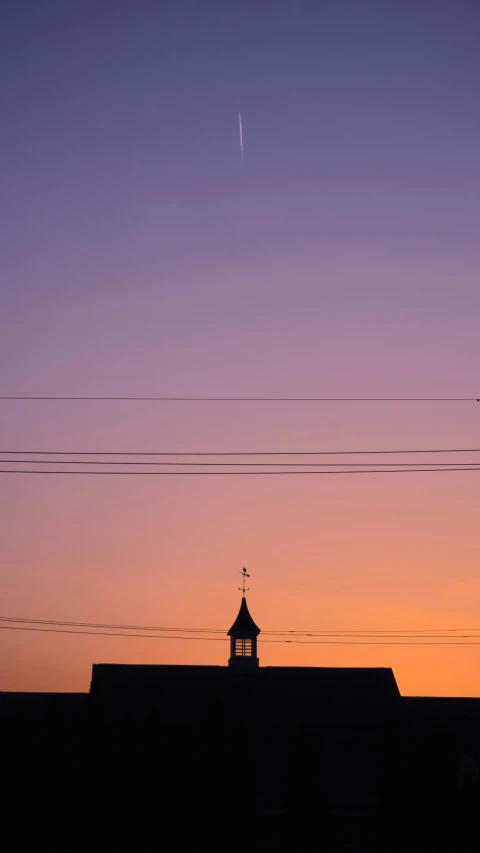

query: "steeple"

left=227, top=568, right=261, bottom=671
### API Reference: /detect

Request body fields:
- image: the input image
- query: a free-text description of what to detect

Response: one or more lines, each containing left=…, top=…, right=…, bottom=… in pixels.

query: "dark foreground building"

left=2, top=593, right=480, bottom=851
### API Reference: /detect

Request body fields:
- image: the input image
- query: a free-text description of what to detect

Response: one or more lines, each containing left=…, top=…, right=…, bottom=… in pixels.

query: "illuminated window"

left=235, top=639, right=253, bottom=656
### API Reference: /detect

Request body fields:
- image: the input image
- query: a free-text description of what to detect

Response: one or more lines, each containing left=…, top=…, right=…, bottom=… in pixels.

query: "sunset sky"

left=1, top=0, right=479, bottom=696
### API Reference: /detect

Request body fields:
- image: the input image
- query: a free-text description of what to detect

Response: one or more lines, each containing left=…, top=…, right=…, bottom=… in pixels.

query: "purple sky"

left=1, top=0, right=479, bottom=400
left=1, top=1, right=480, bottom=694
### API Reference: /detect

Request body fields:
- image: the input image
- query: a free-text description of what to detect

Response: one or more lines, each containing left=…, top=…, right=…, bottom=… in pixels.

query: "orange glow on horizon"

left=2, top=442, right=479, bottom=697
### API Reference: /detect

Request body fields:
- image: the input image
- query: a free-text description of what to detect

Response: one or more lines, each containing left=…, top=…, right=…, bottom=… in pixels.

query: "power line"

left=265, top=628, right=480, bottom=635
left=2, top=447, right=478, bottom=456
left=267, top=639, right=480, bottom=645
left=1, top=396, right=478, bottom=401
left=0, top=616, right=226, bottom=634
left=1, top=467, right=480, bottom=475
left=1, top=459, right=479, bottom=467
left=268, top=629, right=480, bottom=640
left=3, top=617, right=480, bottom=639
left=0, top=625, right=225, bottom=641
left=3, top=624, right=480, bottom=645
left=265, top=639, right=480, bottom=645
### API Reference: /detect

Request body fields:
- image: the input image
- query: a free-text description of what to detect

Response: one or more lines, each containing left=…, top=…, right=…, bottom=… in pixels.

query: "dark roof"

left=261, top=666, right=400, bottom=700
left=0, top=692, right=88, bottom=721
left=88, top=665, right=401, bottom=723
left=227, top=596, right=261, bottom=637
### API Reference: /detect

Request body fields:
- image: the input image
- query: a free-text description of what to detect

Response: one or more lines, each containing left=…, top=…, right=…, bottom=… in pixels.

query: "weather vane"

left=238, top=567, right=250, bottom=596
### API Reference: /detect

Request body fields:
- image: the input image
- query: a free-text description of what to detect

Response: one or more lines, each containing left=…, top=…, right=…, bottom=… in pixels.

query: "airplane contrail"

left=239, top=111, right=244, bottom=160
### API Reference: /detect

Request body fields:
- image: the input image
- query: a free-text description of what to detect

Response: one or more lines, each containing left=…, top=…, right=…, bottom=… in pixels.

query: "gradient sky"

left=1, top=0, right=479, bottom=695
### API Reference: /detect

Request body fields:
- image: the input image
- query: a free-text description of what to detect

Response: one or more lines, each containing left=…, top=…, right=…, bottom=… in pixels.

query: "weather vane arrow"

left=238, top=567, right=250, bottom=595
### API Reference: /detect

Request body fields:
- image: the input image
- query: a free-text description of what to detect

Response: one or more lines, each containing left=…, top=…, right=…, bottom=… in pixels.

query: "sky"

left=1, top=0, right=479, bottom=695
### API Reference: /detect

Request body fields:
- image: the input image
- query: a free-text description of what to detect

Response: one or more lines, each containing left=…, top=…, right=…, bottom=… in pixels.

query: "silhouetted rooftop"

left=227, top=596, right=261, bottom=637
left=89, top=662, right=401, bottom=702
left=0, top=692, right=88, bottom=721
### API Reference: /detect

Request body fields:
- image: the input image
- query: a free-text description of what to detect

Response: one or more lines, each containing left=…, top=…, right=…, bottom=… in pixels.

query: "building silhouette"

left=2, top=583, right=480, bottom=850
left=228, top=590, right=261, bottom=670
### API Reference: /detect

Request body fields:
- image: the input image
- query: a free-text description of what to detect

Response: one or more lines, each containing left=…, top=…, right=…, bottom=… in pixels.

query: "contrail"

left=239, top=111, right=244, bottom=160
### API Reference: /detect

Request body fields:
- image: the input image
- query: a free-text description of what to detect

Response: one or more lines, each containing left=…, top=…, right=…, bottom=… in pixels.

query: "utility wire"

left=2, top=447, right=479, bottom=456
left=0, top=625, right=225, bottom=641
left=1, top=467, right=480, bottom=475
left=1, top=459, right=479, bottom=467
left=3, top=617, right=480, bottom=638
left=198, top=622, right=480, bottom=633
left=2, top=625, right=480, bottom=645
left=0, top=616, right=226, bottom=634
left=1, top=396, right=478, bottom=401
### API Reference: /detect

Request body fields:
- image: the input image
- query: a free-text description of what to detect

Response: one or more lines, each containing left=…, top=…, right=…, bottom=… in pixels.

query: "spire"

left=228, top=597, right=261, bottom=639
left=227, top=568, right=261, bottom=671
